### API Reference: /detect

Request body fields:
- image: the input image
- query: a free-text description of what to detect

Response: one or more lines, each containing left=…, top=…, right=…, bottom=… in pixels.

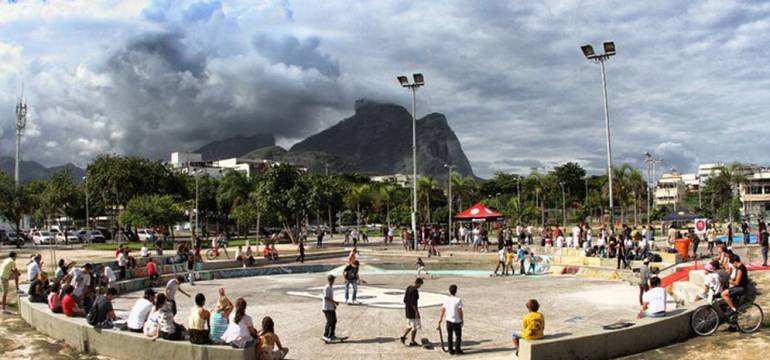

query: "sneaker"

left=407, top=341, right=418, bottom=347
left=455, top=350, right=464, bottom=355
left=449, top=350, right=456, bottom=355
left=399, top=336, right=406, bottom=344
left=322, top=336, right=331, bottom=342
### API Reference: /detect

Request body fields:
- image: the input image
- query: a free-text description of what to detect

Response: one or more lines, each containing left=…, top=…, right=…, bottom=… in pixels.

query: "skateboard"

left=436, top=326, right=447, bottom=352
left=322, top=336, right=349, bottom=344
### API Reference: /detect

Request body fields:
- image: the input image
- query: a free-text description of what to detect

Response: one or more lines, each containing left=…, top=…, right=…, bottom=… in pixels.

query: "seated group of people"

left=126, top=286, right=288, bottom=359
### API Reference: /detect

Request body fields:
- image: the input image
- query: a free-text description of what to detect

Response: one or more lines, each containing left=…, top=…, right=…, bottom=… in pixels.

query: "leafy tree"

left=0, top=173, right=37, bottom=236
left=40, top=169, right=79, bottom=232
left=553, top=162, right=587, bottom=201
left=252, top=163, right=309, bottom=243
left=417, top=176, right=439, bottom=224
left=119, top=195, right=184, bottom=240
left=343, top=184, right=371, bottom=226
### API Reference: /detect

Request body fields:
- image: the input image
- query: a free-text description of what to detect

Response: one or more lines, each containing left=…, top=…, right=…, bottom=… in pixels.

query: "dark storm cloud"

left=4, top=0, right=770, bottom=179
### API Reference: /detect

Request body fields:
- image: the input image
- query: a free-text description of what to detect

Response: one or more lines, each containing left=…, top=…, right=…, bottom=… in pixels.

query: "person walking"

left=399, top=278, right=423, bottom=347
left=321, top=275, right=339, bottom=342
left=517, top=245, right=527, bottom=276
left=616, top=236, right=630, bottom=270
left=1, top=252, right=21, bottom=314
left=760, top=228, right=769, bottom=267
left=295, top=239, right=306, bottom=263
left=437, top=284, right=463, bottom=355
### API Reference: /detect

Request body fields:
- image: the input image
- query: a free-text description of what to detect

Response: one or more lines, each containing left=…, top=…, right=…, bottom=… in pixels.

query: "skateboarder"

left=400, top=278, right=423, bottom=347
left=437, top=284, right=464, bottom=355
left=322, top=275, right=340, bottom=342
left=343, top=261, right=360, bottom=304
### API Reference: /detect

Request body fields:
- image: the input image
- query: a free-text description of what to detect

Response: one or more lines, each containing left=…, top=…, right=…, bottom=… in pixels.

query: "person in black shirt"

left=343, top=261, right=359, bottom=304
left=399, top=278, right=423, bottom=347
left=742, top=221, right=750, bottom=245
left=89, top=287, right=117, bottom=328
left=721, top=256, right=750, bottom=313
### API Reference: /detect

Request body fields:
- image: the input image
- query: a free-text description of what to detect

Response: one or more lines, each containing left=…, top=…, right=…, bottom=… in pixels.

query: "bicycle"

left=690, top=293, right=764, bottom=336
left=205, top=237, right=230, bottom=260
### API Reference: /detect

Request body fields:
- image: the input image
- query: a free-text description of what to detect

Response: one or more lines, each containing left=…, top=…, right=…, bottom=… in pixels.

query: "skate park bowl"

left=18, top=256, right=700, bottom=360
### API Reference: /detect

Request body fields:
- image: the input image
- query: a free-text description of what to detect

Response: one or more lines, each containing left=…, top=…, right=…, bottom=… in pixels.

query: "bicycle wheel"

left=691, top=305, right=720, bottom=336
left=736, top=304, right=764, bottom=334
left=205, top=249, right=216, bottom=261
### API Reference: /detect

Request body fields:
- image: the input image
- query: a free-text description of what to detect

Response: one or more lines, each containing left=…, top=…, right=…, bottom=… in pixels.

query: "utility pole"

left=325, top=163, right=332, bottom=238
left=444, top=164, right=455, bottom=242
left=559, top=182, right=567, bottom=228
left=15, top=85, right=28, bottom=185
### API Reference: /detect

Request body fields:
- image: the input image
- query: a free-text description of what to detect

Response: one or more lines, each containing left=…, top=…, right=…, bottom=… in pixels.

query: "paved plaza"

left=112, top=267, right=641, bottom=360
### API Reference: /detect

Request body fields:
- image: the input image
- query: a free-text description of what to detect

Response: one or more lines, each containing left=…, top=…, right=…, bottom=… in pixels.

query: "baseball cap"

left=704, top=263, right=715, bottom=272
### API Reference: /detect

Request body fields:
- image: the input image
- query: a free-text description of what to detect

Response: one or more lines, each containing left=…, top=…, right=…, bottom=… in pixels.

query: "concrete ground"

left=112, top=270, right=640, bottom=360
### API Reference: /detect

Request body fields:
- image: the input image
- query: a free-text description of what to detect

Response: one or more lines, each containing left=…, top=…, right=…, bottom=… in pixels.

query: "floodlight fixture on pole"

left=444, top=164, right=456, bottom=241
left=581, top=41, right=616, bottom=232
left=397, top=73, right=425, bottom=250
left=14, top=86, right=28, bottom=186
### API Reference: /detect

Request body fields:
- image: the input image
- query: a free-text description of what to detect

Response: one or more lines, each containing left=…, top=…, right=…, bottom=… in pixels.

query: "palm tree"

left=449, top=174, right=477, bottom=212
left=371, top=184, right=396, bottom=226
left=417, top=176, right=438, bottom=224
left=607, top=163, right=635, bottom=225
left=343, top=184, right=371, bottom=226
left=626, top=168, right=646, bottom=226
left=717, top=162, right=748, bottom=222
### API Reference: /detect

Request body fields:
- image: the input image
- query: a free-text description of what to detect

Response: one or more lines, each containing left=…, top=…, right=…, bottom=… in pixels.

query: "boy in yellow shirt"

left=504, top=249, right=514, bottom=276
left=512, top=299, right=544, bottom=356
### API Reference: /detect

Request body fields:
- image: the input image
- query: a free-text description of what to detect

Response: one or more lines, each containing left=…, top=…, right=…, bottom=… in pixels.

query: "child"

left=493, top=246, right=507, bottom=276
left=527, top=250, right=537, bottom=275
left=258, top=316, right=289, bottom=360
left=416, top=258, right=429, bottom=279
left=505, top=247, right=514, bottom=276
left=512, top=299, right=544, bottom=356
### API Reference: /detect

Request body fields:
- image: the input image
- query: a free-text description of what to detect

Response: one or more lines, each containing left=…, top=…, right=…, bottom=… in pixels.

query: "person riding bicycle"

left=721, top=255, right=749, bottom=315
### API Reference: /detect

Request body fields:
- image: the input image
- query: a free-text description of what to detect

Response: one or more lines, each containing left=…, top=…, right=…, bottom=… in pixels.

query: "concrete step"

left=672, top=281, right=702, bottom=305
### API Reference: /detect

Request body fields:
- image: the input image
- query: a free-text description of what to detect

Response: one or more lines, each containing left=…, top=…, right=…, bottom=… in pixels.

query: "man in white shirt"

left=493, top=246, right=508, bottom=276
left=526, top=225, right=534, bottom=245
left=698, top=261, right=723, bottom=302
left=572, top=225, right=581, bottom=249
left=640, top=277, right=667, bottom=318
left=322, top=275, right=340, bottom=341
left=27, top=254, right=42, bottom=282
left=126, top=289, right=156, bottom=332
left=437, top=284, right=464, bottom=355
left=69, top=263, right=93, bottom=299
left=165, top=275, right=190, bottom=315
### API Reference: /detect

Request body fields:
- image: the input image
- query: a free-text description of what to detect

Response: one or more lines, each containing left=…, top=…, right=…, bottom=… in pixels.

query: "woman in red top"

left=146, top=259, right=159, bottom=283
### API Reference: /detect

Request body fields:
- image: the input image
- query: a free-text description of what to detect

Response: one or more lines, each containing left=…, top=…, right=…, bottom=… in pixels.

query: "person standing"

left=726, top=222, right=734, bottom=248
left=343, top=261, right=360, bottom=304
left=165, top=275, right=191, bottom=315
left=400, top=278, right=423, bottom=347
left=322, top=275, right=339, bottom=342
left=517, top=245, right=526, bottom=275
left=760, top=227, right=769, bottom=267
left=117, top=249, right=127, bottom=280
left=437, top=284, right=464, bottom=355
left=638, top=258, right=651, bottom=306
left=296, top=239, right=306, bottom=263
left=493, top=245, right=508, bottom=276
left=186, top=254, right=196, bottom=285
left=1, top=252, right=21, bottom=313
left=742, top=220, right=750, bottom=245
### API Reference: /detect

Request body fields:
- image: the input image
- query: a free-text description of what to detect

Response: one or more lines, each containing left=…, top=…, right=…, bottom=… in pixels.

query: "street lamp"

left=495, top=192, right=502, bottom=209
left=14, top=87, right=28, bottom=186
left=559, top=182, right=567, bottom=228
left=444, top=164, right=456, bottom=242
left=581, top=41, right=616, bottom=231
left=397, top=73, right=425, bottom=250
left=83, top=176, right=89, bottom=230
left=644, top=153, right=663, bottom=224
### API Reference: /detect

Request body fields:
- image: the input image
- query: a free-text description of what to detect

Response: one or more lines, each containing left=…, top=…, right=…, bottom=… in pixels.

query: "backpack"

left=86, top=302, right=99, bottom=326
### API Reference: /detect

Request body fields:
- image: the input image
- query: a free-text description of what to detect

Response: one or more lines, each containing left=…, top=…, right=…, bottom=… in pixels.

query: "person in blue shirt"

left=517, top=245, right=527, bottom=275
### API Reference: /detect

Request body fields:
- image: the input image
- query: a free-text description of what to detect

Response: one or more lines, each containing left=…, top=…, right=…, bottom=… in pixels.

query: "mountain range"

left=237, top=99, right=475, bottom=179
left=0, top=157, right=85, bottom=183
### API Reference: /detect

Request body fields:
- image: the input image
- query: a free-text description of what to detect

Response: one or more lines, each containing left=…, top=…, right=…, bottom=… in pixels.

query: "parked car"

left=137, top=228, right=156, bottom=242
left=0, top=230, right=23, bottom=246
left=32, top=231, right=55, bottom=245
left=54, top=230, right=80, bottom=244
left=76, top=229, right=106, bottom=243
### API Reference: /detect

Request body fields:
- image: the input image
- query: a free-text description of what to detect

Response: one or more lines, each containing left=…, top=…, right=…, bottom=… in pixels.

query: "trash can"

left=674, top=238, right=691, bottom=261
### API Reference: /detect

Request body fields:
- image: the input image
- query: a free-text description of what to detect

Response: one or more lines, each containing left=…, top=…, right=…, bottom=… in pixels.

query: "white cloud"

left=1, top=0, right=770, bottom=178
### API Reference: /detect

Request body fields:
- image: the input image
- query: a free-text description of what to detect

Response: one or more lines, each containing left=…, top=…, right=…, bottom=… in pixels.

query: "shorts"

left=727, top=287, right=744, bottom=298
left=512, top=331, right=520, bottom=340
left=406, top=318, right=421, bottom=331
left=1, top=278, right=9, bottom=293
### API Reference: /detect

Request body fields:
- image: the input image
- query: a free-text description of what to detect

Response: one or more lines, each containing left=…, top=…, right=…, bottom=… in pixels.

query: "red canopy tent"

left=454, top=203, right=504, bottom=221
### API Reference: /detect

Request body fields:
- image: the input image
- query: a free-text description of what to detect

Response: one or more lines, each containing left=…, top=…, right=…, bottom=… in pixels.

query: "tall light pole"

left=397, top=73, right=425, bottom=250
left=559, top=182, right=567, bottom=228
left=644, top=152, right=663, bottom=224
left=444, top=164, right=456, bottom=241
left=517, top=177, right=521, bottom=205
left=15, top=87, right=28, bottom=185
left=83, top=176, right=90, bottom=230
left=581, top=41, right=616, bottom=231
left=325, top=163, right=332, bottom=238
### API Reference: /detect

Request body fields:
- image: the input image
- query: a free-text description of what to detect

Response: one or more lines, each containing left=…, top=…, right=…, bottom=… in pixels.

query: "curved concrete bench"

left=19, top=298, right=256, bottom=360
left=518, top=306, right=695, bottom=360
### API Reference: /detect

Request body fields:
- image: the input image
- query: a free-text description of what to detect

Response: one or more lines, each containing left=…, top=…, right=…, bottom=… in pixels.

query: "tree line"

left=0, top=155, right=750, bottom=243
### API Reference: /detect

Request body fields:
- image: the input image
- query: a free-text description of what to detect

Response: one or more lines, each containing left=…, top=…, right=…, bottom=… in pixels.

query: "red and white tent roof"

left=454, top=202, right=504, bottom=220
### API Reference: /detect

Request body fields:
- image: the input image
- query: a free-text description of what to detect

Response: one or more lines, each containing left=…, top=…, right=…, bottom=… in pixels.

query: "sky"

left=2, top=0, right=770, bottom=179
